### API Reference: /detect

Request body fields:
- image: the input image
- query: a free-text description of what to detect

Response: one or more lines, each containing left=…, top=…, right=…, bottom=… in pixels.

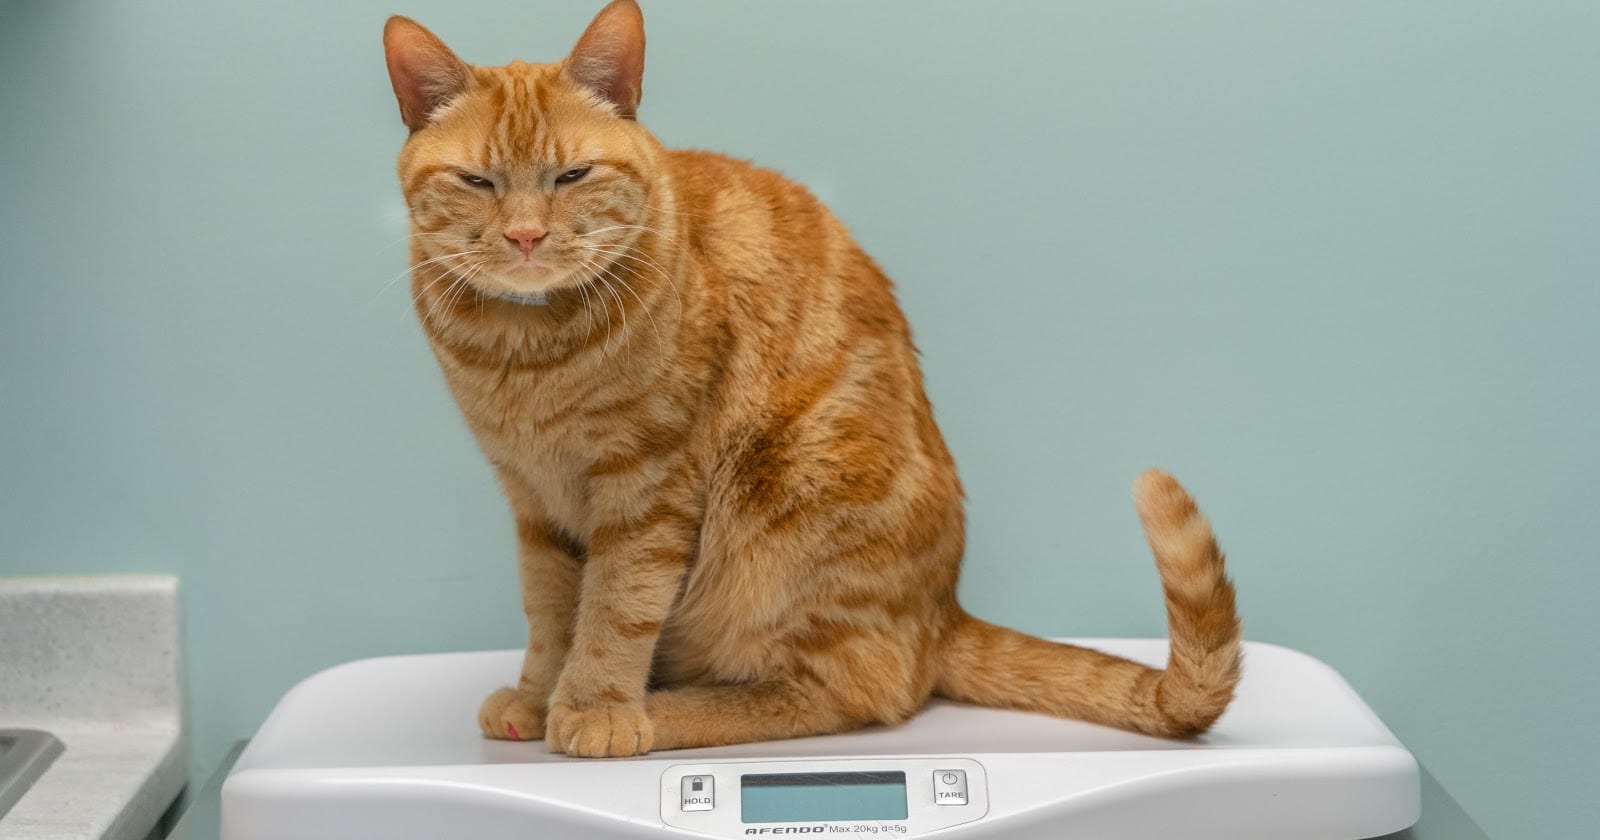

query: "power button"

left=933, top=769, right=968, bottom=806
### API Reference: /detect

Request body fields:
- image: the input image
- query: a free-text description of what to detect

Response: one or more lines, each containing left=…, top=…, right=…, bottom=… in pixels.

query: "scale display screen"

left=740, top=771, right=908, bottom=823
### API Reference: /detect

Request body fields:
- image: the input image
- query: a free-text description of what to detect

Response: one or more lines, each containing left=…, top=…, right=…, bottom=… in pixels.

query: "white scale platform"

left=224, top=640, right=1420, bottom=840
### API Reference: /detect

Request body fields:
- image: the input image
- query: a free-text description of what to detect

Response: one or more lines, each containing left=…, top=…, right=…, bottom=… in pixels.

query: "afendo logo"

left=744, top=828, right=826, bottom=835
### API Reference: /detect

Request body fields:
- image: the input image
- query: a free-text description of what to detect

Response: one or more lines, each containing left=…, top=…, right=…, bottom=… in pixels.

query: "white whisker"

left=595, top=258, right=661, bottom=351
left=590, top=262, right=615, bottom=356
left=422, top=274, right=463, bottom=325
left=423, top=258, right=485, bottom=325
left=581, top=244, right=684, bottom=320
left=367, top=230, right=460, bottom=259
left=594, top=271, right=628, bottom=349
left=447, top=261, right=482, bottom=313
left=374, top=249, right=485, bottom=306
left=573, top=269, right=597, bottom=338
left=571, top=255, right=614, bottom=356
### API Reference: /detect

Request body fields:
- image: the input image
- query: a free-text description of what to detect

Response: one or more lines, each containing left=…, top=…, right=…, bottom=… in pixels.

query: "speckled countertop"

left=0, top=575, right=187, bottom=840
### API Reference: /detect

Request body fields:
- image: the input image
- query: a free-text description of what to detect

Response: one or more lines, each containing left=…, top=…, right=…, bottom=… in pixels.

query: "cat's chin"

left=485, top=263, right=559, bottom=291
left=477, top=264, right=585, bottom=303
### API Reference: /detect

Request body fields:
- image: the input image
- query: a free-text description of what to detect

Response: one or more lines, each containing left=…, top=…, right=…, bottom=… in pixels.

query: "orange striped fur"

left=384, top=1, right=1243, bottom=758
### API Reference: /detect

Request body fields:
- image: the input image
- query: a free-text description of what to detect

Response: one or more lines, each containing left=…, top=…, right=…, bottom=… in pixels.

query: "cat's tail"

left=934, top=469, right=1242, bottom=738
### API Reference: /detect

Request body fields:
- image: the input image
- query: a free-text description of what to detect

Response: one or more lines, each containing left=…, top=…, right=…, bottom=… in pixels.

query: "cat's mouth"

left=505, top=258, right=558, bottom=276
left=474, top=258, right=583, bottom=302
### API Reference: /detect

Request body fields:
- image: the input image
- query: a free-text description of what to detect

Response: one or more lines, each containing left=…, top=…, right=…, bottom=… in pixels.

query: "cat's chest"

left=460, top=384, right=598, bottom=530
left=433, top=352, right=645, bottom=527
left=432, top=339, right=608, bottom=435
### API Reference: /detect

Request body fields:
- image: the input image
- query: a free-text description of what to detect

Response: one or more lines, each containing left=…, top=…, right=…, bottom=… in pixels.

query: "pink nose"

left=504, top=228, right=547, bottom=257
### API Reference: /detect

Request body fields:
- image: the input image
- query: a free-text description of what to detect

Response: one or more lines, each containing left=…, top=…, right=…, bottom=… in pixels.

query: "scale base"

left=224, top=640, right=1420, bottom=839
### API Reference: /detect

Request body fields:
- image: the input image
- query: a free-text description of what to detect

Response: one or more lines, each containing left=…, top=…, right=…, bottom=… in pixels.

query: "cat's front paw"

left=479, top=686, right=546, bottom=741
left=546, top=699, right=654, bottom=757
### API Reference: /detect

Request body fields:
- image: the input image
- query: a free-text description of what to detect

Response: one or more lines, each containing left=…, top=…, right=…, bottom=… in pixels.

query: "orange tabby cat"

left=383, top=1, right=1241, bottom=758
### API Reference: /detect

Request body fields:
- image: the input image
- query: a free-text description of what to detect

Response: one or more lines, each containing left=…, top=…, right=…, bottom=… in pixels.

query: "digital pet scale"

left=223, top=640, right=1420, bottom=839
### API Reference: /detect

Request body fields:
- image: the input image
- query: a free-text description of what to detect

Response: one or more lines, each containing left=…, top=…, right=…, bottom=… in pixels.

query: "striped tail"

left=935, top=469, right=1242, bottom=738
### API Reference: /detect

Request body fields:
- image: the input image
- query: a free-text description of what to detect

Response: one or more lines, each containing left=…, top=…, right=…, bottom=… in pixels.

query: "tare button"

left=933, top=769, right=968, bottom=806
left=680, top=775, right=714, bottom=811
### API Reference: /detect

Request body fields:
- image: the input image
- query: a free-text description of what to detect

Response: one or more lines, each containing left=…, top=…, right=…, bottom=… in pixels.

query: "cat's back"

left=663, top=147, right=916, bottom=401
left=665, top=148, right=836, bottom=253
left=661, top=147, right=956, bottom=521
left=665, top=149, right=893, bottom=312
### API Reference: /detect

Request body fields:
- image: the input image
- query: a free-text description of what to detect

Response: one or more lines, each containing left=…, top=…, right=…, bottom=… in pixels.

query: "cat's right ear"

left=383, top=16, right=473, bottom=131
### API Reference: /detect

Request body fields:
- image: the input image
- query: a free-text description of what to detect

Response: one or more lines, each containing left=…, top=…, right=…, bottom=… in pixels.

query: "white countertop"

left=0, top=575, right=187, bottom=840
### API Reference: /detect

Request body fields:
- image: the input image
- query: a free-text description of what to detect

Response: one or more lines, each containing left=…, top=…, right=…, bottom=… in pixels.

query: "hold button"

left=933, top=769, right=968, bottom=806
left=681, top=775, right=714, bottom=811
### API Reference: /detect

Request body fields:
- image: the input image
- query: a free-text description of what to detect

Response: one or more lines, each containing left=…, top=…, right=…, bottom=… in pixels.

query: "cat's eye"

left=555, top=166, right=592, bottom=185
left=457, top=172, right=494, bottom=189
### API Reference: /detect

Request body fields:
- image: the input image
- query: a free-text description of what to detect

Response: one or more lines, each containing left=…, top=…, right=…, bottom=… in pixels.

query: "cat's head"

left=384, top=0, right=656, bottom=304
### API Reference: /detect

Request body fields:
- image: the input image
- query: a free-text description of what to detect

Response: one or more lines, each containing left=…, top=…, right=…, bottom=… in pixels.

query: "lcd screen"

left=740, top=771, right=908, bottom=823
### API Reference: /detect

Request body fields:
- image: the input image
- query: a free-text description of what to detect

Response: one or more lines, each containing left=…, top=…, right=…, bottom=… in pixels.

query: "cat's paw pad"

left=479, top=686, right=546, bottom=741
left=546, top=700, right=654, bottom=757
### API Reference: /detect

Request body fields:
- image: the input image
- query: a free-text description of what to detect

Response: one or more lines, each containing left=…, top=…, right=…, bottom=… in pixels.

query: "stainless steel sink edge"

left=0, top=729, right=65, bottom=819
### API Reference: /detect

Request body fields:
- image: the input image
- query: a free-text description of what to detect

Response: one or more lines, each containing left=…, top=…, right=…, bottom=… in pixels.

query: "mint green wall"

left=2, top=2, right=1594, bottom=835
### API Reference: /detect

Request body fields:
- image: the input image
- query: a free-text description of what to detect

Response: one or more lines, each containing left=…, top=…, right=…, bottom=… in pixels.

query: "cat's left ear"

left=383, top=16, right=473, bottom=131
left=564, top=0, right=646, bottom=118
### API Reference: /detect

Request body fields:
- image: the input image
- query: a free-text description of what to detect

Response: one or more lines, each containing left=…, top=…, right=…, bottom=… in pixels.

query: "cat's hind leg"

left=644, top=681, right=875, bottom=751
